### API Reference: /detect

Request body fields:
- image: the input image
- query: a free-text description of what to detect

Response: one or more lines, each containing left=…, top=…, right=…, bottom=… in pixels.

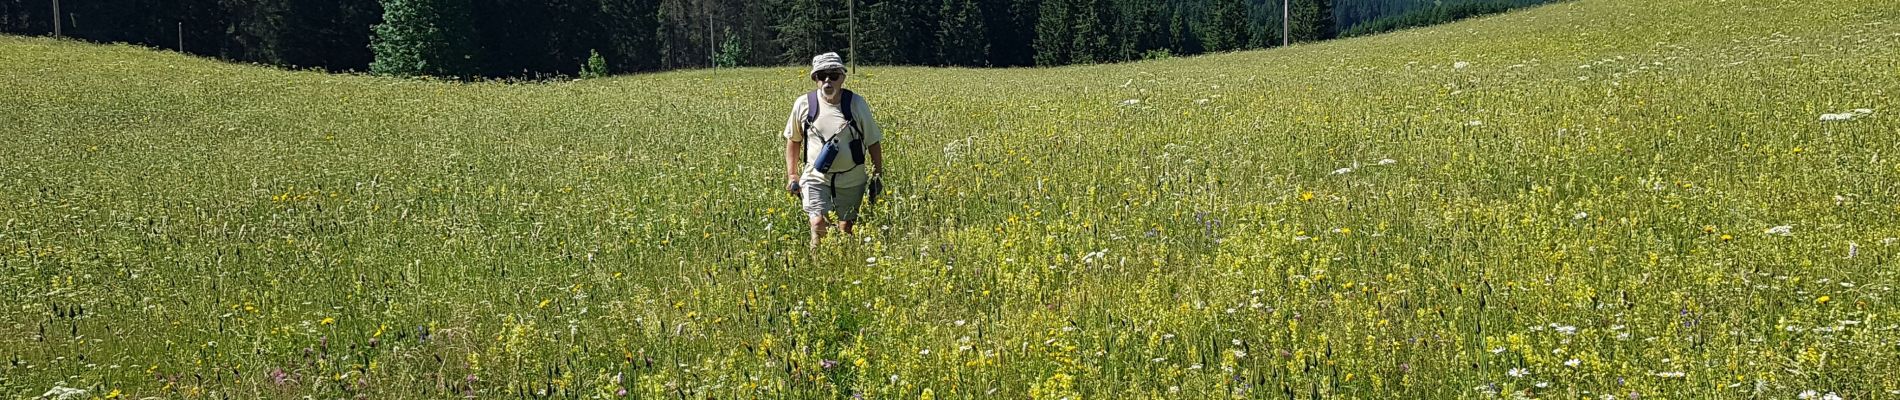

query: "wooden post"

left=1282, top=0, right=1290, bottom=46
left=178, top=22, right=183, bottom=51
left=848, top=0, right=855, bottom=73
left=52, top=0, right=61, bottom=37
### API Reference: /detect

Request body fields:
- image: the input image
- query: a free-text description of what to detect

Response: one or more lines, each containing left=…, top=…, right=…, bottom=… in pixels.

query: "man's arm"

left=855, top=96, right=885, bottom=176
left=785, top=139, right=802, bottom=181
left=783, top=97, right=806, bottom=184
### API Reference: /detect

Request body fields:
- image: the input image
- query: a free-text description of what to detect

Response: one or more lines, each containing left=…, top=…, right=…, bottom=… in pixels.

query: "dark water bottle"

left=814, top=140, right=841, bottom=172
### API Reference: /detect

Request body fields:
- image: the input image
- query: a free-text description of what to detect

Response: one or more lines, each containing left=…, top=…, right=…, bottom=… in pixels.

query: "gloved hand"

left=866, top=173, right=884, bottom=205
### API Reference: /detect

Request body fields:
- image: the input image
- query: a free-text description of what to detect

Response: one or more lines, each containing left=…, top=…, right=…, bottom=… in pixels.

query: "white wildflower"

left=1573, top=212, right=1588, bottom=220
left=38, top=386, right=87, bottom=400
left=1120, top=99, right=1142, bottom=106
left=1491, top=347, right=1507, bottom=354
left=1822, top=393, right=1842, bottom=400
left=1377, top=158, right=1397, bottom=165
left=1798, top=390, right=1819, bottom=400
left=1764, top=225, right=1794, bottom=236
left=1565, top=359, right=1581, bottom=367
left=1507, top=367, right=1529, bottom=378
left=1454, top=61, right=1471, bottom=69
left=1819, top=113, right=1856, bottom=121
left=1654, top=371, right=1685, bottom=378
left=1195, top=98, right=1211, bottom=105
left=1332, top=167, right=1354, bottom=175
left=1467, top=120, right=1484, bottom=126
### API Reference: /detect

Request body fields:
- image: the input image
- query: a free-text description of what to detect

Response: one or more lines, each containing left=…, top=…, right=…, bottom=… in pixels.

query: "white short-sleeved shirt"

left=783, top=91, right=883, bottom=185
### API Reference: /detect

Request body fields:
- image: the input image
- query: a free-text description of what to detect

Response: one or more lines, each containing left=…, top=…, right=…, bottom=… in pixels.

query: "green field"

left=3, top=0, right=1898, bottom=398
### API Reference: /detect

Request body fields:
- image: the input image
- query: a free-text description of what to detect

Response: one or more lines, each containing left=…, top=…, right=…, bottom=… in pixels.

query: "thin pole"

left=848, top=0, right=855, bottom=73
left=1282, top=0, right=1289, bottom=46
left=177, top=22, right=183, bottom=51
left=52, top=0, right=60, bottom=36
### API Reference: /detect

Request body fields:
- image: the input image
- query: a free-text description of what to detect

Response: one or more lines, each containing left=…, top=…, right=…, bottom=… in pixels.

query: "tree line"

left=0, top=0, right=1550, bottom=79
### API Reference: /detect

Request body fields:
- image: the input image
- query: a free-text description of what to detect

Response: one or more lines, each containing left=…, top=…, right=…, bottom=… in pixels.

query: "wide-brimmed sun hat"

left=809, top=52, right=845, bottom=78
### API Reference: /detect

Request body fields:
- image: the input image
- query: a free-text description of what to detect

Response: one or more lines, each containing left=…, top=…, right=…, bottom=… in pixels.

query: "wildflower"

left=1491, top=347, right=1506, bottom=354
left=1377, top=158, right=1397, bottom=165
left=1555, top=325, right=1577, bottom=335
left=1654, top=371, right=1684, bottom=378
left=1300, top=192, right=1316, bottom=201
left=1332, top=167, right=1354, bottom=175
left=1720, top=234, right=1733, bottom=241
left=1573, top=212, right=1588, bottom=220
left=319, top=317, right=335, bottom=325
left=1565, top=359, right=1581, bottom=367
left=1764, top=225, right=1793, bottom=236
left=1507, top=368, right=1529, bottom=378
left=1798, top=390, right=1818, bottom=400
left=1119, top=99, right=1142, bottom=106
left=1815, top=296, right=1830, bottom=304
left=1467, top=120, right=1484, bottom=126
left=1454, top=61, right=1471, bottom=69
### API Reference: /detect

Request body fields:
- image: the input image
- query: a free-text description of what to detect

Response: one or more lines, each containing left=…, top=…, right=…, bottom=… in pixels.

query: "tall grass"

left=2, top=0, right=1897, bottom=398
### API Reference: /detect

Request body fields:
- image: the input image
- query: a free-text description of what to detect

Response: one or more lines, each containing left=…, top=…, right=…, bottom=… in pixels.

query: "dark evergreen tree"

left=856, top=0, right=904, bottom=64
left=369, top=0, right=479, bottom=77
left=1166, top=4, right=1204, bottom=55
left=1288, top=0, right=1334, bottom=43
left=1204, top=0, right=1249, bottom=51
left=598, top=0, right=661, bottom=73
left=282, top=0, right=382, bottom=71
left=937, top=0, right=988, bottom=66
left=1032, top=0, right=1071, bottom=66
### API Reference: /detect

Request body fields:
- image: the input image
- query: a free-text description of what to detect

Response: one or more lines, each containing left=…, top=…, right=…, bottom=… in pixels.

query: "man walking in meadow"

left=784, top=52, right=885, bottom=247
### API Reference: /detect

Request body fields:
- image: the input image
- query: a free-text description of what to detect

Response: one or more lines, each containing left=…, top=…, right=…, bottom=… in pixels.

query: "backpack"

left=803, top=89, right=865, bottom=169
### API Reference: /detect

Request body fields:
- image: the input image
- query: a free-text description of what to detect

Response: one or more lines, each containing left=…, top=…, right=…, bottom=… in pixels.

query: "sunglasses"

left=813, top=71, right=845, bottom=82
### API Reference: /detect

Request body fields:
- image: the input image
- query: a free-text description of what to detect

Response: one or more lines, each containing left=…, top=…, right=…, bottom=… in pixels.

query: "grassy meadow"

left=3, top=0, right=1899, bottom=398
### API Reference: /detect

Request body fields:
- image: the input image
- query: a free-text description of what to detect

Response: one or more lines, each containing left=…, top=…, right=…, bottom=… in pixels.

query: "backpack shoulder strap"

left=838, top=89, right=857, bottom=125
left=803, top=91, right=821, bottom=127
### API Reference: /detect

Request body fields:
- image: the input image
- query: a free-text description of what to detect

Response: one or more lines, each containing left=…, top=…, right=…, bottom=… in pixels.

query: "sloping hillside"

left=1, top=0, right=1896, bottom=397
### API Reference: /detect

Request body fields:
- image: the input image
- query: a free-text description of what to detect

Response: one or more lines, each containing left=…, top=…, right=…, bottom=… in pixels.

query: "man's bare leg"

left=809, top=214, right=830, bottom=248
left=839, top=220, right=856, bottom=235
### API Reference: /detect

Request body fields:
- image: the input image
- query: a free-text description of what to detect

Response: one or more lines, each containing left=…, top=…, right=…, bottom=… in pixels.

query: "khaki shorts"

left=802, top=170, right=867, bottom=221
